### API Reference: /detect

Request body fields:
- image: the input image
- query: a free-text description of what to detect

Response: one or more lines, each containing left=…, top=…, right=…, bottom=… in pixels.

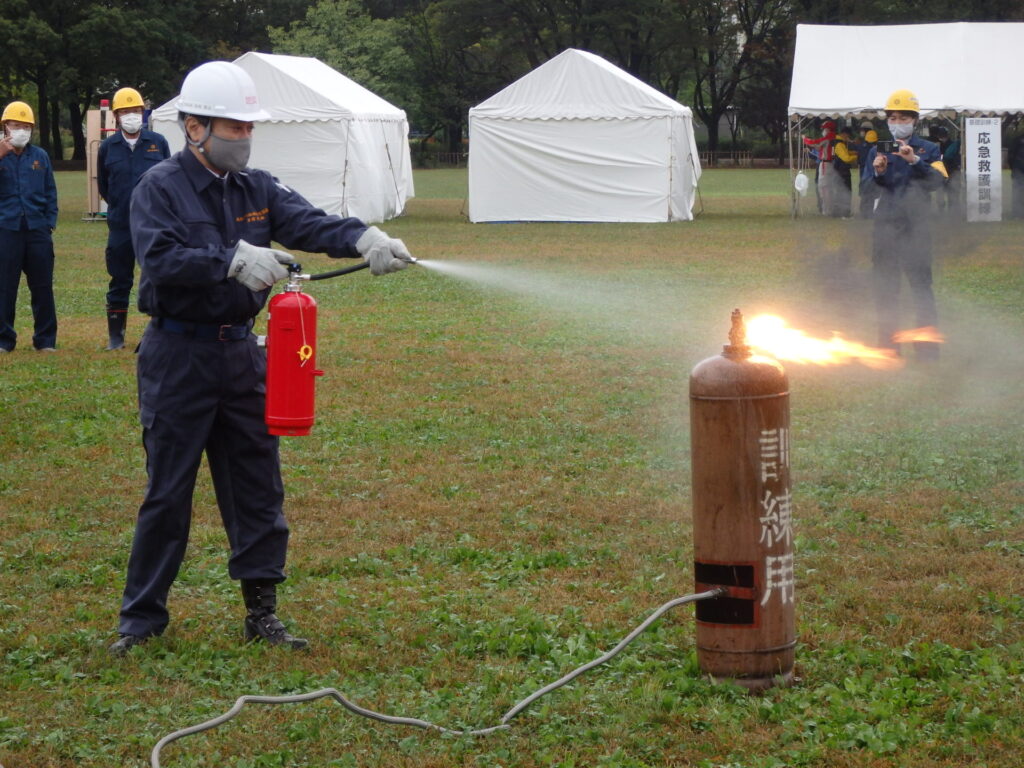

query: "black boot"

left=105, top=307, right=127, bottom=350
left=241, top=579, right=309, bottom=650
left=108, top=633, right=148, bottom=657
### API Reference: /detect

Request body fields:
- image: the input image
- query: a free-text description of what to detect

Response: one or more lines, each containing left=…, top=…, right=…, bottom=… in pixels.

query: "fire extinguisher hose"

left=306, top=261, right=371, bottom=280
left=150, top=588, right=726, bottom=767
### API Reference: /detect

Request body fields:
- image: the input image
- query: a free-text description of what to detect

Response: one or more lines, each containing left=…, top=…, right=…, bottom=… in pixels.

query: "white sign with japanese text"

left=965, top=118, right=1002, bottom=222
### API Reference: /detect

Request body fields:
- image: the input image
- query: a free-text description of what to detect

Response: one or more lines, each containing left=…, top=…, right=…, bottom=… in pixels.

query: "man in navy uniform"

left=97, top=87, right=170, bottom=350
left=110, top=61, right=414, bottom=655
left=860, top=88, right=946, bottom=360
left=0, top=100, right=58, bottom=353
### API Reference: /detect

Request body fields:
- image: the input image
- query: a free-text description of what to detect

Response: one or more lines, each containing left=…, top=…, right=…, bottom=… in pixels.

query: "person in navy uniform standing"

left=0, top=100, right=58, bottom=354
left=860, top=89, right=946, bottom=361
left=97, top=87, right=170, bottom=350
left=110, top=61, right=414, bottom=655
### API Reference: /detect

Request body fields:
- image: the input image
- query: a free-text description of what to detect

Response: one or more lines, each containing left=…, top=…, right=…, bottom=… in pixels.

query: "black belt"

left=152, top=317, right=253, bottom=341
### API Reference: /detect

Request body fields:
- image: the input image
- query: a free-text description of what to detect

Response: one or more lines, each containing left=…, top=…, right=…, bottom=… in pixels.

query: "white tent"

left=468, top=48, right=701, bottom=223
left=789, top=22, right=1024, bottom=119
left=151, top=52, right=413, bottom=223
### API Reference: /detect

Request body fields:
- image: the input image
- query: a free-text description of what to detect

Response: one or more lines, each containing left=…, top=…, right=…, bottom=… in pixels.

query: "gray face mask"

left=203, top=133, right=251, bottom=173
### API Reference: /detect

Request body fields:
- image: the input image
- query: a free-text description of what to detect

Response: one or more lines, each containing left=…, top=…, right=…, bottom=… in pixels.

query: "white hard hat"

left=175, top=61, right=271, bottom=121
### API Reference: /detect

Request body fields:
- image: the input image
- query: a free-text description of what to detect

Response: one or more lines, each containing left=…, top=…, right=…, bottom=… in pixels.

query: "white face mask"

left=120, top=113, right=143, bottom=134
left=8, top=128, right=31, bottom=148
left=888, top=121, right=914, bottom=140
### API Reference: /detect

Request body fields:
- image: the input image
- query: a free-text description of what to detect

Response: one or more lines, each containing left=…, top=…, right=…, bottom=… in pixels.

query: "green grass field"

left=1, top=169, right=1023, bottom=768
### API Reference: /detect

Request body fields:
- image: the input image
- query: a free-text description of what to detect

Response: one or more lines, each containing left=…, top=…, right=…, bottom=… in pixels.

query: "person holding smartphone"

left=860, top=89, right=947, bottom=360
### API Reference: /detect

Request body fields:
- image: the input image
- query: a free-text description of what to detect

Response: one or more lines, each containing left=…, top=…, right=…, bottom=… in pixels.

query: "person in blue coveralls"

left=860, top=88, right=946, bottom=361
left=97, top=87, right=170, bottom=350
left=0, top=101, right=58, bottom=353
left=109, top=61, right=415, bottom=656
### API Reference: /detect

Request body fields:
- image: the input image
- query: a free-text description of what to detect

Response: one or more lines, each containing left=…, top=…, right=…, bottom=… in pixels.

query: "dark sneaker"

left=244, top=613, right=309, bottom=650
left=108, top=633, right=148, bottom=656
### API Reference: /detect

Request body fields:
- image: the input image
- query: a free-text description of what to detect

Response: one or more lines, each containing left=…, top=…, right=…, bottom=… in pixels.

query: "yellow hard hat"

left=885, top=89, right=919, bottom=113
left=112, top=87, right=144, bottom=112
left=2, top=101, right=34, bottom=125
left=865, top=130, right=878, bottom=143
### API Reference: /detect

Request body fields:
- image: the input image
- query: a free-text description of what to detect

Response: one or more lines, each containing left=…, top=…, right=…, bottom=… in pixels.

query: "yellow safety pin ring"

left=297, top=344, right=313, bottom=363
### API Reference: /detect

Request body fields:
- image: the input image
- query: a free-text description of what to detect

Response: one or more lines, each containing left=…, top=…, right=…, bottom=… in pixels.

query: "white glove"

left=355, top=226, right=414, bottom=276
left=229, top=239, right=295, bottom=291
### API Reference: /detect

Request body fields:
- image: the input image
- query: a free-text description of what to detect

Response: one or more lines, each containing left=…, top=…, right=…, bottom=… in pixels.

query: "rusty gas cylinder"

left=690, top=309, right=795, bottom=691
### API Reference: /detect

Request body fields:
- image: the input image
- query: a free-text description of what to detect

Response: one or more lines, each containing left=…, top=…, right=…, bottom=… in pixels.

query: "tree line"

left=1, top=0, right=1022, bottom=163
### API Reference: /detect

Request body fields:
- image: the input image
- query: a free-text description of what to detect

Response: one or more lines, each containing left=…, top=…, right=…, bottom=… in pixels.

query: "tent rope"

left=380, top=121, right=404, bottom=216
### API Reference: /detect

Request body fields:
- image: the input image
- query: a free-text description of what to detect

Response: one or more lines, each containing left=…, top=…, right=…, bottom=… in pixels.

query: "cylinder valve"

left=690, top=309, right=795, bottom=691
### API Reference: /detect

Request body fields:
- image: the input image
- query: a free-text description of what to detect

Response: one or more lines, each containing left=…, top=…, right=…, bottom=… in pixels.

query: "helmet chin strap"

left=179, top=115, right=212, bottom=154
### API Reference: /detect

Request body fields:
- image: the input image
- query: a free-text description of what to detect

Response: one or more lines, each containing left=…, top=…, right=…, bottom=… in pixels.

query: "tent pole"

left=789, top=116, right=798, bottom=218
left=959, top=113, right=966, bottom=218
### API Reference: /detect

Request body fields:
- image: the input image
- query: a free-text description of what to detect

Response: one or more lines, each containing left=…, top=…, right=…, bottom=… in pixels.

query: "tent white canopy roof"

left=231, top=52, right=405, bottom=122
left=152, top=52, right=406, bottom=124
left=471, top=48, right=692, bottom=120
left=151, top=52, right=412, bottom=223
left=789, top=22, right=1024, bottom=118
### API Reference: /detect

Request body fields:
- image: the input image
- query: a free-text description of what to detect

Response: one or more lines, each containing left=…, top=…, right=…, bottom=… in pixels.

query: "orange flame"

left=745, top=315, right=902, bottom=369
left=891, top=326, right=944, bottom=344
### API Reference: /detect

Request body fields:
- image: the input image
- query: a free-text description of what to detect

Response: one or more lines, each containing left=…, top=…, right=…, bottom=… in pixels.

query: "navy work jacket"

left=130, top=149, right=368, bottom=324
left=0, top=144, right=58, bottom=231
left=860, top=135, right=945, bottom=223
left=98, top=129, right=170, bottom=230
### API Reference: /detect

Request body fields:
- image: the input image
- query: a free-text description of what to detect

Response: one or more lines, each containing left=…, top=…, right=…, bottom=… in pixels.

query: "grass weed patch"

left=1, top=170, right=1022, bottom=767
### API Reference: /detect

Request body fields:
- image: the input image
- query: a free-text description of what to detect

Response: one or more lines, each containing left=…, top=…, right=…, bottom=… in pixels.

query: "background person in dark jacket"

left=97, top=87, right=170, bottom=350
left=930, top=125, right=961, bottom=214
left=0, top=100, right=58, bottom=353
left=856, top=121, right=879, bottom=218
left=860, top=89, right=947, bottom=361
left=1008, top=129, right=1024, bottom=219
left=831, top=127, right=858, bottom=217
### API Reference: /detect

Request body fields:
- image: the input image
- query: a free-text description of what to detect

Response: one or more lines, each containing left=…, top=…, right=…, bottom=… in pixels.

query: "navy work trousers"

left=1013, top=175, right=1024, bottom=220
left=0, top=225, right=57, bottom=351
left=118, top=323, right=289, bottom=638
left=105, top=228, right=136, bottom=310
left=872, top=219, right=938, bottom=355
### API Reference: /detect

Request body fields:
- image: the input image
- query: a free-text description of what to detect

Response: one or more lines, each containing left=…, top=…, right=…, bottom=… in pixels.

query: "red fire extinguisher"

left=264, top=275, right=323, bottom=436
left=262, top=258, right=396, bottom=435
